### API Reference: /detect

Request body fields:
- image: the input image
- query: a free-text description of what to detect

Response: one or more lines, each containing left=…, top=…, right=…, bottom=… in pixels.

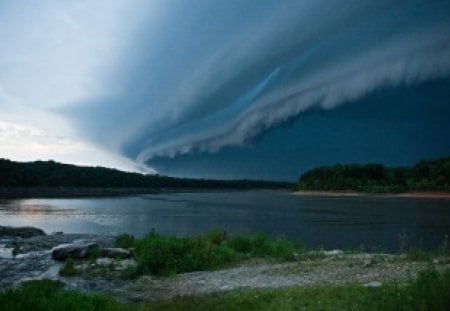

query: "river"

left=1, top=191, right=449, bottom=251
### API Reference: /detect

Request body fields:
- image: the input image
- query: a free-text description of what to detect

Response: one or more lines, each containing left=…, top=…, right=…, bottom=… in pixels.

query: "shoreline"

left=2, top=230, right=449, bottom=302
left=0, top=187, right=283, bottom=198
left=292, top=190, right=450, bottom=200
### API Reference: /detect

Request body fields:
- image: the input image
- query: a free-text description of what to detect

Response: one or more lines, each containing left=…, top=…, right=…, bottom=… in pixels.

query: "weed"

left=59, top=258, right=79, bottom=277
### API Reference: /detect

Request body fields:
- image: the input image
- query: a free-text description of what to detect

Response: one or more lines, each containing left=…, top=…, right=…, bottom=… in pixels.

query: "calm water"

left=1, top=191, right=449, bottom=251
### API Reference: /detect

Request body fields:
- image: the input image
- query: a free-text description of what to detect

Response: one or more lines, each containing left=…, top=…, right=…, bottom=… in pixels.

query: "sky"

left=1, top=0, right=450, bottom=180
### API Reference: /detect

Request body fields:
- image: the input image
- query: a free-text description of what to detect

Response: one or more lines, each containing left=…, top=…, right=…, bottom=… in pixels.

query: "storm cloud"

left=64, top=1, right=450, bottom=166
left=1, top=1, right=450, bottom=177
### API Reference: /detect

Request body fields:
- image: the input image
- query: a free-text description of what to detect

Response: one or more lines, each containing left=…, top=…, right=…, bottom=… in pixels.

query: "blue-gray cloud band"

left=66, top=0, right=450, bottom=168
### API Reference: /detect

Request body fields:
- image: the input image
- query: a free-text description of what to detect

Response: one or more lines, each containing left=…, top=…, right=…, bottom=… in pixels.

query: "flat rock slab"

left=0, top=226, right=46, bottom=238
left=51, top=241, right=98, bottom=261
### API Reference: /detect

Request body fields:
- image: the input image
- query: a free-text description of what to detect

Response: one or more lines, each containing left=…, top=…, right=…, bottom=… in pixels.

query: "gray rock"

left=51, top=242, right=98, bottom=261
left=323, top=249, right=343, bottom=256
left=101, top=248, right=131, bottom=259
left=363, top=281, right=382, bottom=287
left=0, top=226, right=46, bottom=238
left=96, top=257, right=114, bottom=266
left=116, top=259, right=137, bottom=271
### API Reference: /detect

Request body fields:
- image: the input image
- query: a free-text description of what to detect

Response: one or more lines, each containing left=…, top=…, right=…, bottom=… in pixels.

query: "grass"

left=1, top=268, right=449, bottom=310
left=148, top=269, right=450, bottom=311
left=0, top=279, right=126, bottom=311
left=116, top=230, right=300, bottom=277
left=59, top=258, right=79, bottom=277
left=115, top=233, right=135, bottom=249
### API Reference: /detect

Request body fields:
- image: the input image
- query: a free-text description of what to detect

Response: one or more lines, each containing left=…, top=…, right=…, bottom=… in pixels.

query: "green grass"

left=115, top=233, right=136, bottom=249
left=59, top=258, right=79, bottom=277
left=0, top=280, right=126, bottom=311
left=1, top=269, right=450, bottom=310
left=148, top=269, right=450, bottom=310
left=119, top=230, right=299, bottom=277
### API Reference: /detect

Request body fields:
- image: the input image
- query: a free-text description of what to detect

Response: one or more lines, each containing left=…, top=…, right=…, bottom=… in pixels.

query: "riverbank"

left=1, top=228, right=449, bottom=304
left=292, top=190, right=450, bottom=200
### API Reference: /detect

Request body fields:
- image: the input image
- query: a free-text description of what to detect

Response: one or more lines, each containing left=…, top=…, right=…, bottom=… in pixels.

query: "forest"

left=0, top=159, right=292, bottom=190
left=296, top=156, right=450, bottom=193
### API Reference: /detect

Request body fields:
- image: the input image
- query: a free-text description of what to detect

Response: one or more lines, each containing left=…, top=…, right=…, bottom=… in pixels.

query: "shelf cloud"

left=1, top=1, right=450, bottom=175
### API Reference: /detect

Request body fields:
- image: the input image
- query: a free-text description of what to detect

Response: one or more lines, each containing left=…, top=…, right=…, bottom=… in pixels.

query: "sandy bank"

left=292, top=190, right=450, bottom=200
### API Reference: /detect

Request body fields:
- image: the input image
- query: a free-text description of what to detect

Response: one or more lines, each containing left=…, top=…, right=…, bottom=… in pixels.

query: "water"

left=1, top=191, right=449, bottom=251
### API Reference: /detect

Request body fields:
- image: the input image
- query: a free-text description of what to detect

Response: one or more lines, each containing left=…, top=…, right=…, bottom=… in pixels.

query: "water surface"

left=1, top=191, right=449, bottom=251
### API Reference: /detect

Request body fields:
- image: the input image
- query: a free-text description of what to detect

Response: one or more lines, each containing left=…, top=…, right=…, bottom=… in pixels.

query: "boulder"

left=0, top=226, right=46, bottom=238
left=101, top=247, right=131, bottom=259
left=51, top=241, right=98, bottom=261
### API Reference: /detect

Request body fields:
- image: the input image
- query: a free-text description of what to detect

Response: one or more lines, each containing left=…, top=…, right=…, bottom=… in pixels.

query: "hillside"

left=0, top=159, right=292, bottom=191
left=296, top=157, right=450, bottom=193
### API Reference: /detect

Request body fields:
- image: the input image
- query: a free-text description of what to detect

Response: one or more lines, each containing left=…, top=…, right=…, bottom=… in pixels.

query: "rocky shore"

left=1, top=226, right=449, bottom=303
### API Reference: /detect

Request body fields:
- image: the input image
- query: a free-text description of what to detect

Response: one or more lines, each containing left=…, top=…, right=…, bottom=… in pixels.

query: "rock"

left=363, top=281, right=382, bottom=287
left=116, top=259, right=137, bottom=271
left=96, top=257, right=114, bottom=266
left=101, top=248, right=131, bottom=259
left=323, top=249, right=343, bottom=256
left=0, top=226, right=46, bottom=238
left=51, top=241, right=98, bottom=261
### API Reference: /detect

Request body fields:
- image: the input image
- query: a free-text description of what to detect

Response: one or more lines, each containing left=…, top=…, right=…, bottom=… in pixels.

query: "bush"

left=114, top=233, right=135, bottom=249
left=226, top=233, right=295, bottom=260
left=132, top=231, right=298, bottom=276
left=134, top=232, right=239, bottom=276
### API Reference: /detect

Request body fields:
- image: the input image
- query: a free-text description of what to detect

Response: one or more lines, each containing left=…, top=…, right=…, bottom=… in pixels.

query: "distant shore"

left=0, top=187, right=282, bottom=198
left=292, top=190, right=450, bottom=199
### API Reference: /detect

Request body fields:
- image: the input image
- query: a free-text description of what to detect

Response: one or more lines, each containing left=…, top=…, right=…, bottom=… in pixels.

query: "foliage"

left=130, top=231, right=297, bottom=277
left=115, top=233, right=136, bottom=249
left=227, top=233, right=296, bottom=261
left=0, top=158, right=292, bottom=191
left=59, top=258, right=79, bottom=277
left=0, top=279, right=126, bottom=311
left=296, top=156, right=450, bottom=193
left=132, top=231, right=238, bottom=276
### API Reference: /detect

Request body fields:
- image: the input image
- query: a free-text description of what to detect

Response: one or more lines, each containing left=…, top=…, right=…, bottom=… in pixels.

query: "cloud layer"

left=68, top=1, right=450, bottom=167
left=2, top=1, right=450, bottom=175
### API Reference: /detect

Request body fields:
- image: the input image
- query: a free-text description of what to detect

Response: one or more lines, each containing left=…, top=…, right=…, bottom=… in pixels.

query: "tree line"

left=296, top=156, right=450, bottom=193
left=0, top=159, right=292, bottom=190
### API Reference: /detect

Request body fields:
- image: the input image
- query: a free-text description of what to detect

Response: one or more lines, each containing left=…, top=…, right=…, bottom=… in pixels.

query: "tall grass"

left=115, top=230, right=297, bottom=276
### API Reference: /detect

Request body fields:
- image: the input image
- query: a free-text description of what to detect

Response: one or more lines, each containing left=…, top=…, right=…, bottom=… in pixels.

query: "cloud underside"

left=54, top=1, right=450, bottom=167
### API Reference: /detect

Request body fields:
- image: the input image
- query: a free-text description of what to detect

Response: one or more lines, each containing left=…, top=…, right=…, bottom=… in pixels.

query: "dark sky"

left=148, top=77, right=450, bottom=180
left=1, top=1, right=450, bottom=179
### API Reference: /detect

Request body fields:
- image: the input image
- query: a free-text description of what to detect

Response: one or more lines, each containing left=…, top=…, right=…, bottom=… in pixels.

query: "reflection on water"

left=0, top=191, right=449, bottom=251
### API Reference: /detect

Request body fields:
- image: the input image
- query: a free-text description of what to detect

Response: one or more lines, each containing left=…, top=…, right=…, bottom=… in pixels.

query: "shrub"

left=134, top=232, right=239, bottom=276
left=114, top=233, right=135, bottom=249
left=132, top=231, right=299, bottom=276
